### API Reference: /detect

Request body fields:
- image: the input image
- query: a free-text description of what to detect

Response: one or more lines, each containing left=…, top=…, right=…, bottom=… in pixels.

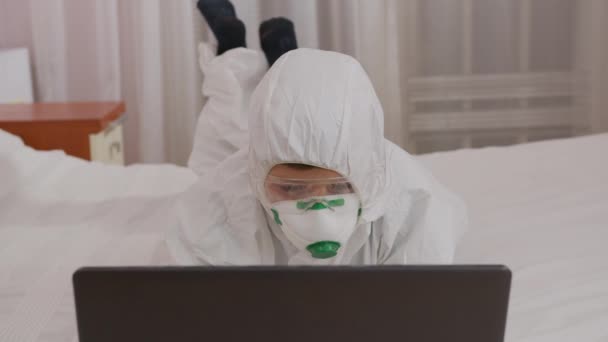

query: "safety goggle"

left=264, top=175, right=355, bottom=204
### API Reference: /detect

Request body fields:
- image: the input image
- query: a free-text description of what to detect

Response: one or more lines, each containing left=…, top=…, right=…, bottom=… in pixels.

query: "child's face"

left=264, top=164, right=354, bottom=203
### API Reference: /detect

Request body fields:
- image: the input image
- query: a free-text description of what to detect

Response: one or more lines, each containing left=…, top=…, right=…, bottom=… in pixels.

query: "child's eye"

left=327, top=183, right=353, bottom=194
left=278, top=184, right=308, bottom=194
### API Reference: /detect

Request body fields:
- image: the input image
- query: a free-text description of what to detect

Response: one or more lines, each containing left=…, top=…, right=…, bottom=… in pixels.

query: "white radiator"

left=407, top=72, right=583, bottom=153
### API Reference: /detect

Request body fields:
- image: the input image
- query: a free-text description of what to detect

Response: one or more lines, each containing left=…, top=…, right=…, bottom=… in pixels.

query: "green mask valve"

left=306, top=241, right=341, bottom=259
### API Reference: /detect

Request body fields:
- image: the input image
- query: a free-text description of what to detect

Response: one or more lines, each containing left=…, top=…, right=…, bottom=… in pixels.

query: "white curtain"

left=2, top=0, right=608, bottom=163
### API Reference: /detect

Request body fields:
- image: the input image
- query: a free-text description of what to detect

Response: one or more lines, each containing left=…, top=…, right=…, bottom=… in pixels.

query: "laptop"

left=73, top=266, right=511, bottom=342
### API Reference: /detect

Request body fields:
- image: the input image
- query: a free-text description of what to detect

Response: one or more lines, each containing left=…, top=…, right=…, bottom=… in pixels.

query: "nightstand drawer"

left=89, top=119, right=125, bottom=165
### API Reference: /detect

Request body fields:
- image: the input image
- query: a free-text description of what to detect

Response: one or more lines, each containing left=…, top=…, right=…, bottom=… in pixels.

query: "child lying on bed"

left=165, top=0, right=467, bottom=265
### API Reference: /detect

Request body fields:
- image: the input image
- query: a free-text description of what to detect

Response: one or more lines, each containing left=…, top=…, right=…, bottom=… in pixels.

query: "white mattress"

left=1, top=129, right=607, bottom=341
left=420, top=134, right=608, bottom=342
left=0, top=130, right=197, bottom=341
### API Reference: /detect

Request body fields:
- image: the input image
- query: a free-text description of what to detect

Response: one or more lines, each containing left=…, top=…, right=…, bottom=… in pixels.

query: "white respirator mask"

left=264, top=175, right=361, bottom=259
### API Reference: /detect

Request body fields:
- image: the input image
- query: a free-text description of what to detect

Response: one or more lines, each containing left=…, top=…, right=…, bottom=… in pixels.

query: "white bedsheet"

left=0, top=130, right=197, bottom=341
left=420, top=134, right=608, bottom=342
left=1, top=129, right=607, bottom=341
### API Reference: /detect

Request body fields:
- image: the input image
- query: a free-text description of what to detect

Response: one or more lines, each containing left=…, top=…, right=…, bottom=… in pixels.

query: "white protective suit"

left=188, top=43, right=267, bottom=175
left=169, top=48, right=467, bottom=265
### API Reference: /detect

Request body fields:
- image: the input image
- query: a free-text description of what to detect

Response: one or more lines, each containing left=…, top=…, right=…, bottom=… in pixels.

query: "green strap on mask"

left=271, top=208, right=282, bottom=225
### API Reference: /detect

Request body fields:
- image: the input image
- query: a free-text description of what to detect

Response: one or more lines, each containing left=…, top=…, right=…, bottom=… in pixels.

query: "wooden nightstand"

left=0, top=102, right=126, bottom=165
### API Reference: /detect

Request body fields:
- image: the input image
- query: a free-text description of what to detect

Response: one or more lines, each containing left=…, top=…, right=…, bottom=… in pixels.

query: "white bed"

left=0, top=131, right=196, bottom=342
left=422, top=134, right=608, bottom=342
left=1, top=129, right=607, bottom=341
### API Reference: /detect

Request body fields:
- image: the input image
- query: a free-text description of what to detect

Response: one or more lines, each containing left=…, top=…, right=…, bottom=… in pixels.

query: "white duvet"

left=0, top=130, right=196, bottom=342
left=421, top=134, right=608, bottom=342
left=1, top=129, right=607, bottom=341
